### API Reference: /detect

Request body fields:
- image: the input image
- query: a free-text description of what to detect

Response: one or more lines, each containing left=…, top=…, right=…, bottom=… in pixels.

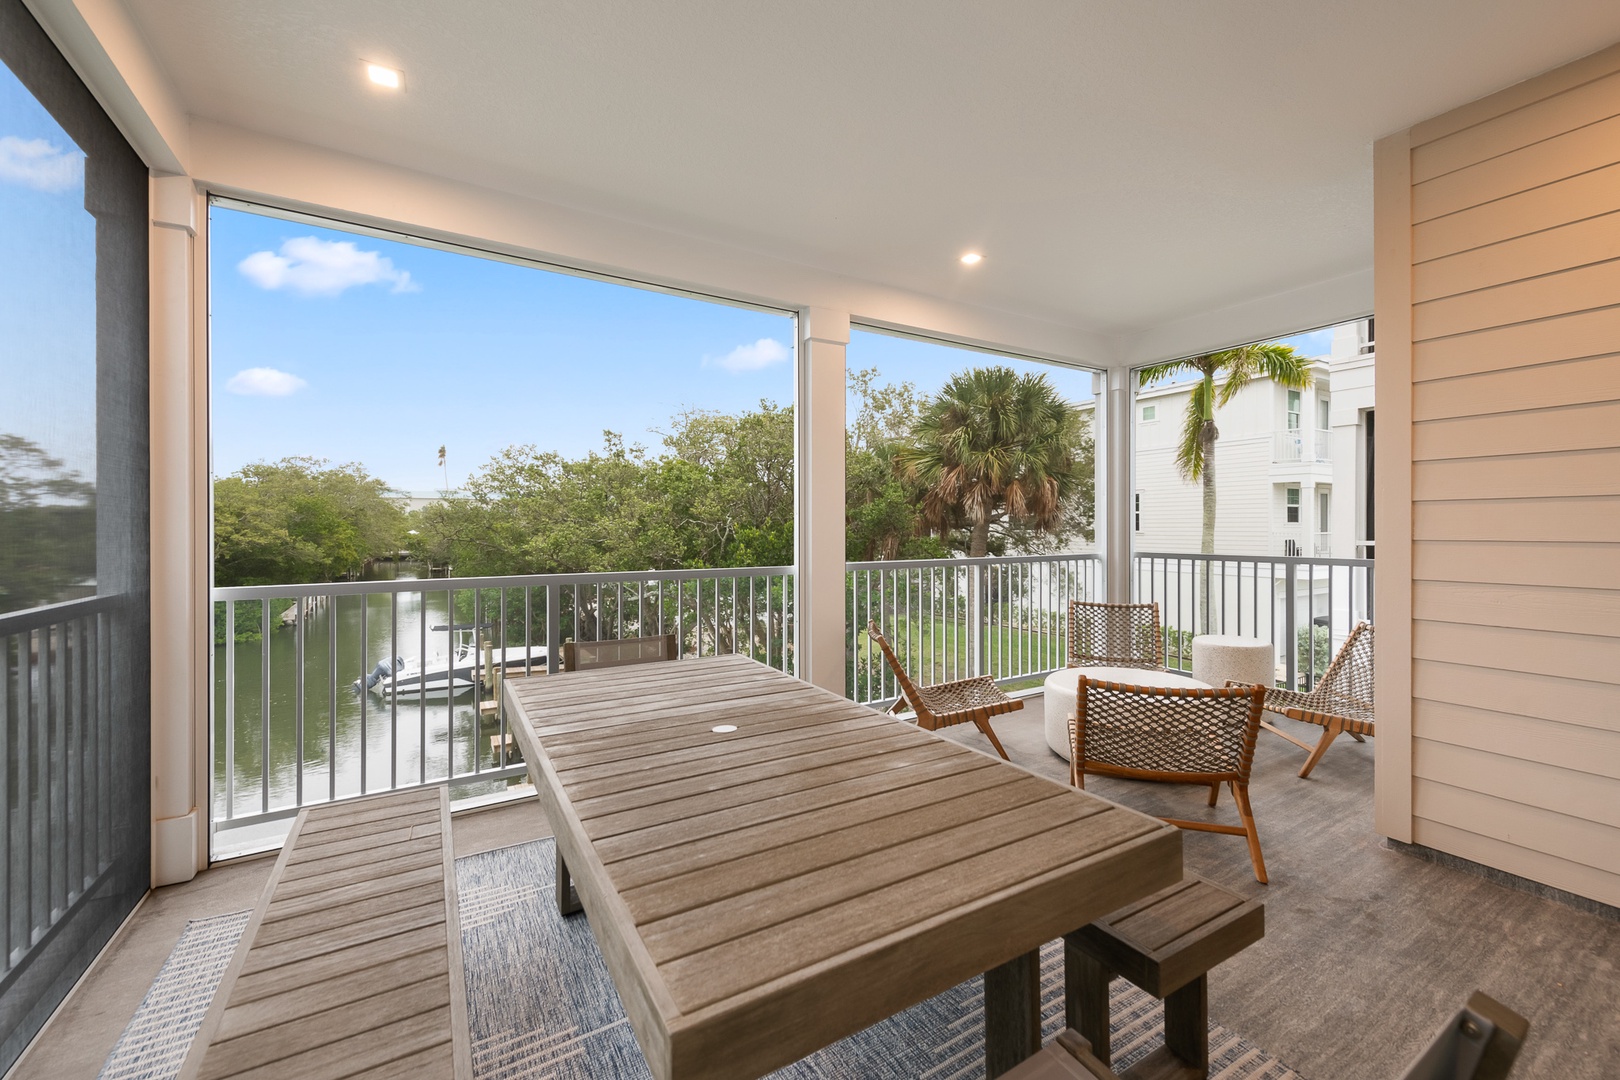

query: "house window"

left=1317, top=396, right=1330, bottom=431
left=1134, top=492, right=1142, bottom=532
left=1286, top=487, right=1300, bottom=523
left=1318, top=489, right=1331, bottom=529
left=1141, top=404, right=1156, bottom=422
left=1286, top=390, right=1301, bottom=430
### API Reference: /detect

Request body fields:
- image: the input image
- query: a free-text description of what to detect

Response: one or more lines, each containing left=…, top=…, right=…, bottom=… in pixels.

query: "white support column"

left=795, top=307, right=849, bottom=695
left=149, top=174, right=205, bottom=885
left=1102, top=370, right=1132, bottom=603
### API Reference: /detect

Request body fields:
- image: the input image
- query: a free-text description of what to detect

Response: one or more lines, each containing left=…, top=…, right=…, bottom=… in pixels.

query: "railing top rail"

left=1134, top=551, right=1373, bottom=570
left=0, top=593, right=122, bottom=636
left=844, top=552, right=1100, bottom=572
left=213, top=564, right=796, bottom=600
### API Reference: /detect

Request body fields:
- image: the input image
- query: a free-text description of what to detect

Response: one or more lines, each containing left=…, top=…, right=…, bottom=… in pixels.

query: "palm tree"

left=895, top=366, right=1086, bottom=558
left=1137, top=343, right=1314, bottom=556
left=1138, top=343, right=1314, bottom=633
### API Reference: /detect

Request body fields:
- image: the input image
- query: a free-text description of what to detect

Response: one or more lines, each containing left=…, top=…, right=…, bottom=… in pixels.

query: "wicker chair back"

left=561, top=633, right=678, bottom=672
left=1074, top=678, right=1265, bottom=783
left=1067, top=601, right=1164, bottom=669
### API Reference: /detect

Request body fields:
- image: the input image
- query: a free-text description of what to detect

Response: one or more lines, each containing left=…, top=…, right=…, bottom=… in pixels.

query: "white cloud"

left=237, top=236, right=419, bottom=297
left=705, top=338, right=790, bottom=374
left=0, top=136, right=83, bottom=193
left=226, top=367, right=308, bottom=397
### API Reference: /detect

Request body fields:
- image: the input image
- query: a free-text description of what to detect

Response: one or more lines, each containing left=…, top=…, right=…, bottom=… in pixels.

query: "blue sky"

left=210, top=206, right=800, bottom=493
left=0, top=60, right=98, bottom=483
left=210, top=206, right=1342, bottom=494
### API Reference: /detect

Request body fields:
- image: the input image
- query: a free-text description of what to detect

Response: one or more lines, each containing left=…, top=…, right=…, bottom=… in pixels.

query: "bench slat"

left=178, top=787, right=472, bottom=1080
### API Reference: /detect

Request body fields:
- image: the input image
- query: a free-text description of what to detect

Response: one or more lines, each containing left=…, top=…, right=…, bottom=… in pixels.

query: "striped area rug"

left=459, top=839, right=1304, bottom=1080
left=102, top=838, right=1305, bottom=1079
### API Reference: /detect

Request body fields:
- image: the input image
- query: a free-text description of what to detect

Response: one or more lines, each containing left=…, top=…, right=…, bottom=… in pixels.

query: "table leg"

left=983, top=948, right=1041, bottom=1078
left=556, top=848, right=583, bottom=916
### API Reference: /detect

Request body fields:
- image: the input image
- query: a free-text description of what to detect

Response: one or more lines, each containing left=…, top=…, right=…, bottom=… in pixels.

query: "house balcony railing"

left=846, top=553, right=1104, bottom=708
left=0, top=594, right=126, bottom=980
left=1272, top=429, right=1332, bottom=464
left=211, top=565, right=794, bottom=856
left=1133, top=551, right=1373, bottom=691
left=210, top=547, right=1361, bottom=856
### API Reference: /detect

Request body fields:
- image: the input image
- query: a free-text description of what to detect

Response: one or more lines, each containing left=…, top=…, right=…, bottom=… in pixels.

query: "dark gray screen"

left=0, top=0, right=150, bottom=1068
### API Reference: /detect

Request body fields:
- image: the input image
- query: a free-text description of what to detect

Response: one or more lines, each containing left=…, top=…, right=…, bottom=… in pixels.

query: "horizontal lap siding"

left=1401, top=44, right=1620, bottom=906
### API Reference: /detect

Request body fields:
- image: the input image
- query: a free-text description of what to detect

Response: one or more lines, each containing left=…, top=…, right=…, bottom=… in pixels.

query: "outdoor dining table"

left=504, top=653, right=1182, bottom=1080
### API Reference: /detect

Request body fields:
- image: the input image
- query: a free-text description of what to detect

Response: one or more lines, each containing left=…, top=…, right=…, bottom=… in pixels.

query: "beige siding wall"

left=1378, top=42, right=1620, bottom=906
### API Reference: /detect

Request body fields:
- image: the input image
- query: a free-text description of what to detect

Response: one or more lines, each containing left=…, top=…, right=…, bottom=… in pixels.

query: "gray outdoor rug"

left=103, top=838, right=1305, bottom=1079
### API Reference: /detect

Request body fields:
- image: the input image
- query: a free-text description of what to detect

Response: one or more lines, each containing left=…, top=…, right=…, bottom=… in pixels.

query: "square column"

left=795, top=308, right=848, bottom=695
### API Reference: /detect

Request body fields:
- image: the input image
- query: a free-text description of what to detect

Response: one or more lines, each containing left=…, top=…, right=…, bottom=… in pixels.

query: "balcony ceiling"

left=120, top=0, right=1620, bottom=337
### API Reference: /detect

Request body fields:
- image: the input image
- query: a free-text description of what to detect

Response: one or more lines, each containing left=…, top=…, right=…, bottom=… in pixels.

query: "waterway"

left=212, top=563, right=527, bottom=855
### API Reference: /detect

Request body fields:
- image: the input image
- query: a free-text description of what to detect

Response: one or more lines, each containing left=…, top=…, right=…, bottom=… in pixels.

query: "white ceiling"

left=118, top=0, right=1620, bottom=338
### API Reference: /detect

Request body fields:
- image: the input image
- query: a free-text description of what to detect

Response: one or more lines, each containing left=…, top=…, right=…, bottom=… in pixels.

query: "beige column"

left=794, top=308, right=849, bottom=695
left=149, top=174, right=207, bottom=884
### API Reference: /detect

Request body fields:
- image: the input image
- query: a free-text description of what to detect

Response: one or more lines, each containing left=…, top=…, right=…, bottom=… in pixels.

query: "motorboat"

left=355, top=625, right=547, bottom=699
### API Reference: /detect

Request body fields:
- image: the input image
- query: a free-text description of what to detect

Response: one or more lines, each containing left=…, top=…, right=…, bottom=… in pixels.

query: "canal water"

left=212, top=563, right=526, bottom=855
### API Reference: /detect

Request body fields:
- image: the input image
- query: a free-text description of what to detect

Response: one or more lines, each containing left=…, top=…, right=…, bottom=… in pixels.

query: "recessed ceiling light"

left=366, top=63, right=402, bottom=89
left=960, top=253, right=983, bottom=265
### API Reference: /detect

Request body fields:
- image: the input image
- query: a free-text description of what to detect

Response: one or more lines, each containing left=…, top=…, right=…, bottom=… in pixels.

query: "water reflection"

left=212, top=563, right=521, bottom=849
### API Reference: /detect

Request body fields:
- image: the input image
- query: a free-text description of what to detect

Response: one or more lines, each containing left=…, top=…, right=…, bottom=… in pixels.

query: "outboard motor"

left=353, top=656, right=404, bottom=693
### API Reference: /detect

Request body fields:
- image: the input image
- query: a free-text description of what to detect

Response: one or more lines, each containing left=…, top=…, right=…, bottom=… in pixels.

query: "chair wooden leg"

left=1207, top=781, right=1221, bottom=807
left=1232, top=781, right=1268, bottom=885
left=975, top=718, right=1011, bottom=760
left=1297, top=718, right=1344, bottom=779
left=1348, top=730, right=1366, bottom=742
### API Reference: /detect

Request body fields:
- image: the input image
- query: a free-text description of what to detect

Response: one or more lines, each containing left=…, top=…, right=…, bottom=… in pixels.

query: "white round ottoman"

left=1190, top=634, right=1275, bottom=689
left=1043, top=666, right=1209, bottom=760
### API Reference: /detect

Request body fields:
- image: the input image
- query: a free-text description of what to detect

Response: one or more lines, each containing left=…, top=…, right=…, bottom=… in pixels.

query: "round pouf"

left=1042, top=666, right=1210, bottom=760
left=1191, top=635, right=1275, bottom=689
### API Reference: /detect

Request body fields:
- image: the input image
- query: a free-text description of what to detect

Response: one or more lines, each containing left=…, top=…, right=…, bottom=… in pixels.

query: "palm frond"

left=1174, top=378, right=1211, bottom=483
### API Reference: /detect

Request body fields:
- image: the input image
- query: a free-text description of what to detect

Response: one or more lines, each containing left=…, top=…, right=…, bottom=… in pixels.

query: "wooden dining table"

left=504, top=653, right=1182, bottom=1080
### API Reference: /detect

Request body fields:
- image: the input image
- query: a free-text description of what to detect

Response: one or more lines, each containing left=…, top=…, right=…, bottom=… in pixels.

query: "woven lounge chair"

left=867, top=621, right=1021, bottom=760
left=561, top=633, right=678, bottom=672
left=1243, top=621, right=1373, bottom=779
left=1071, top=677, right=1269, bottom=883
left=1067, top=601, right=1164, bottom=669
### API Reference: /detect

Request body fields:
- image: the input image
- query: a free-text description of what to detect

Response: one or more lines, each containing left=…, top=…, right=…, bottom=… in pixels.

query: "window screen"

left=0, top=1, right=149, bottom=1068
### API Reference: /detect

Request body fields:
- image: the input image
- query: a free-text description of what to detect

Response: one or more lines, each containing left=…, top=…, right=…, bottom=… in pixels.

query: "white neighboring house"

left=1131, top=319, right=1375, bottom=561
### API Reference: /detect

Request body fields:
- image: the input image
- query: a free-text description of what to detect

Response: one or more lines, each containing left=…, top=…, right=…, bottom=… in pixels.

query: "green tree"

left=416, top=402, right=796, bottom=577
left=844, top=369, right=944, bottom=561
left=0, top=435, right=96, bottom=614
left=1137, top=343, right=1313, bottom=555
left=214, top=458, right=406, bottom=586
left=894, top=366, right=1092, bottom=558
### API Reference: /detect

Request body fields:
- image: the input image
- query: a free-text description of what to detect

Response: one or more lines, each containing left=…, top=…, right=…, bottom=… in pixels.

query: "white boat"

left=356, top=627, right=547, bottom=699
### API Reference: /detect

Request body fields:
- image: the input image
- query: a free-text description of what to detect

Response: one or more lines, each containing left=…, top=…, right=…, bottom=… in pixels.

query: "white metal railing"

left=1272, top=429, right=1332, bottom=464
left=846, top=553, right=1103, bottom=707
left=1315, top=532, right=1332, bottom=558
left=1133, top=551, right=1373, bottom=691
left=211, top=565, right=793, bottom=854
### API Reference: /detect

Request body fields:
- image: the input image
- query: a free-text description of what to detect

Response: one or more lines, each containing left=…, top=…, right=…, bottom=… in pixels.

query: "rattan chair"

left=1244, top=621, right=1373, bottom=779
left=867, top=621, right=1021, bottom=760
left=1067, top=601, right=1164, bottom=669
left=1070, top=677, right=1269, bottom=883
left=561, top=633, right=678, bottom=672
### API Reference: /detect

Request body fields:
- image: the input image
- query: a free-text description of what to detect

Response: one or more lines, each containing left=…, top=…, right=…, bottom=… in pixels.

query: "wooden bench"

left=1063, top=875, right=1264, bottom=1079
left=178, top=787, right=473, bottom=1080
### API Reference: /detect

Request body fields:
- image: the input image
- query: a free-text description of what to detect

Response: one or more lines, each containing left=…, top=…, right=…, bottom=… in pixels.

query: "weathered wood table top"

left=505, top=653, right=1181, bottom=1080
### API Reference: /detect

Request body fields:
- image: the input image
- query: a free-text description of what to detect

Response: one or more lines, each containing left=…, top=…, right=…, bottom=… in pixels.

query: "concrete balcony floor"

left=16, top=696, right=1619, bottom=1079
